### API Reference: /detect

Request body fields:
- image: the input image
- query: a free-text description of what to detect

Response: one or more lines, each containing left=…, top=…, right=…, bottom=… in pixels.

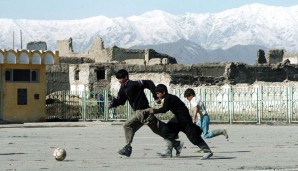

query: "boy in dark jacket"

left=109, top=69, right=183, bottom=157
left=149, top=84, right=213, bottom=160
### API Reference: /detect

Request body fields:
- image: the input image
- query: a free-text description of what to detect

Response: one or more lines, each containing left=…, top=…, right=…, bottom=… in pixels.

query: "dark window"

left=13, top=69, right=30, bottom=81
left=75, top=70, right=80, bottom=80
left=5, top=70, right=11, bottom=81
left=5, top=69, right=39, bottom=82
left=34, top=94, right=39, bottom=99
left=17, top=89, right=27, bottom=105
left=31, top=70, right=37, bottom=82
left=96, top=70, right=105, bottom=80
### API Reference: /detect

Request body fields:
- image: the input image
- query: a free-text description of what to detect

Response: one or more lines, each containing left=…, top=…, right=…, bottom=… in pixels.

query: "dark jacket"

left=152, top=93, right=192, bottom=124
left=110, top=80, right=157, bottom=111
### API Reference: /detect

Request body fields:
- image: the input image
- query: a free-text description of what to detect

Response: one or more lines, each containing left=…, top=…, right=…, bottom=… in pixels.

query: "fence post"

left=103, top=89, right=108, bottom=121
left=288, top=86, right=292, bottom=123
left=258, top=86, right=263, bottom=124
left=82, top=90, right=86, bottom=122
left=228, top=86, right=232, bottom=124
left=61, top=91, right=66, bottom=120
left=256, top=87, right=260, bottom=124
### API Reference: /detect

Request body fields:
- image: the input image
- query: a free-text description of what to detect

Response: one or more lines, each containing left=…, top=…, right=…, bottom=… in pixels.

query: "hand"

left=193, top=118, right=197, bottom=123
left=143, top=113, right=154, bottom=125
left=149, top=108, right=154, bottom=114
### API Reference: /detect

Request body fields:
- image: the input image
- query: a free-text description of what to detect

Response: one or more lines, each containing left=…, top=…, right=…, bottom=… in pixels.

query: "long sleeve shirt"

left=110, top=80, right=157, bottom=111
left=151, top=94, right=192, bottom=124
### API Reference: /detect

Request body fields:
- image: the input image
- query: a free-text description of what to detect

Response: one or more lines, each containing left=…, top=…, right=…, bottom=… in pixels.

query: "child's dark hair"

left=184, top=88, right=196, bottom=97
left=155, top=84, right=168, bottom=94
left=115, top=69, right=129, bottom=79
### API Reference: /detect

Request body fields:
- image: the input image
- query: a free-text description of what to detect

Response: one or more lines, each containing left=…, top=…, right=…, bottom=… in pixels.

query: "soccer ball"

left=53, top=148, right=67, bottom=161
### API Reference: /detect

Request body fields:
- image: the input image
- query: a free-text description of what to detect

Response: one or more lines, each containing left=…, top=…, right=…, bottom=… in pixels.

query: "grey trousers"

left=123, top=108, right=176, bottom=146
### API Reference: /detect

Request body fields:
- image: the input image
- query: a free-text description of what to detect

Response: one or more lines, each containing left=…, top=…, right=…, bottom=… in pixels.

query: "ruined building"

left=45, top=37, right=298, bottom=93
left=56, top=37, right=177, bottom=65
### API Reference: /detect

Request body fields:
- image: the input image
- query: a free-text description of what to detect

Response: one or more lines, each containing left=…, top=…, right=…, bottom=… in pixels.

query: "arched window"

left=44, top=53, right=54, bottom=64
left=32, top=53, right=41, bottom=64
left=20, top=52, right=29, bottom=64
left=0, top=52, right=4, bottom=63
left=7, top=52, right=16, bottom=64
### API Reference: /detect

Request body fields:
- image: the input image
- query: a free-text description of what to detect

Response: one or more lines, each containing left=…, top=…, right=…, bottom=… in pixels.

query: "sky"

left=0, top=0, right=297, bottom=20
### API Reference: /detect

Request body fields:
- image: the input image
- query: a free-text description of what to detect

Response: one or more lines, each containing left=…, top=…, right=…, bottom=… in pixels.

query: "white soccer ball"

left=53, top=148, right=67, bottom=161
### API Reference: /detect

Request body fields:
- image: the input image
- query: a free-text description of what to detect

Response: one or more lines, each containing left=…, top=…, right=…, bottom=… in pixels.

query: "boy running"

left=184, top=88, right=228, bottom=140
left=149, top=84, right=213, bottom=160
left=109, top=70, right=183, bottom=157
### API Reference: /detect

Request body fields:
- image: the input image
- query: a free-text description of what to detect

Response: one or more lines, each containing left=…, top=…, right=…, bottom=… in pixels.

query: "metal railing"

left=46, top=85, right=298, bottom=124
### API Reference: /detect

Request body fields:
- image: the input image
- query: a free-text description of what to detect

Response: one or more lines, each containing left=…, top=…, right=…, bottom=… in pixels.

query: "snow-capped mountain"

left=0, top=3, right=297, bottom=64
left=132, top=39, right=268, bottom=64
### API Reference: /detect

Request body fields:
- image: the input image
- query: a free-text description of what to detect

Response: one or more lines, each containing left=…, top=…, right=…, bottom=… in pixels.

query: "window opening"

left=75, top=70, right=80, bottom=80
left=96, top=70, right=105, bottom=80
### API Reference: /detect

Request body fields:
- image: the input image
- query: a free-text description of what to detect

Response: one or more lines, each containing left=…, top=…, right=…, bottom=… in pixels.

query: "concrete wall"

left=110, top=72, right=172, bottom=96
left=112, top=46, right=145, bottom=62
left=61, top=62, right=298, bottom=95
left=46, top=64, right=70, bottom=93
left=266, top=49, right=284, bottom=65
left=65, top=63, right=227, bottom=93
left=287, top=65, right=298, bottom=80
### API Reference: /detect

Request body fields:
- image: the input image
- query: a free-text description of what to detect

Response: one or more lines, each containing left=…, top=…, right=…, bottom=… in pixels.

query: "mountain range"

left=0, top=3, right=297, bottom=64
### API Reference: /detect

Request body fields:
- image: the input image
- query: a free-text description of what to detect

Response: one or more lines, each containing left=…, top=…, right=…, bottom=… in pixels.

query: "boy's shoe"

left=173, top=141, right=184, bottom=157
left=201, top=152, right=213, bottom=160
left=118, top=145, right=132, bottom=157
left=157, top=150, right=172, bottom=158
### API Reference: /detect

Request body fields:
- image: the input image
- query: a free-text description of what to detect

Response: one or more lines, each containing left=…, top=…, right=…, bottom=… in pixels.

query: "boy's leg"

left=166, top=117, right=184, bottom=157
left=156, top=139, right=173, bottom=158
left=124, top=113, right=144, bottom=145
left=118, top=113, right=143, bottom=157
left=144, top=112, right=183, bottom=157
left=141, top=109, right=177, bottom=139
left=183, top=122, right=213, bottom=160
left=210, top=129, right=229, bottom=139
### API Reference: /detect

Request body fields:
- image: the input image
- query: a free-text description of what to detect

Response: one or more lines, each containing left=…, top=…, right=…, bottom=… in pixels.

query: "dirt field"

left=0, top=122, right=298, bottom=171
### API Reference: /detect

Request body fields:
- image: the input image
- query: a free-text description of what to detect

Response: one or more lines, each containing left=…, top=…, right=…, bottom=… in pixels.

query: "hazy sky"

left=0, top=0, right=297, bottom=20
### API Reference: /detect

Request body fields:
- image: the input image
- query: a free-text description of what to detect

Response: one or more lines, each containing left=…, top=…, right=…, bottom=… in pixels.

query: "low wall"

left=47, top=62, right=298, bottom=93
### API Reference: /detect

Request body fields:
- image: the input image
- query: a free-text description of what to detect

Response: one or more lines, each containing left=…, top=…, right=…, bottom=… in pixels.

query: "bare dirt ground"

left=0, top=122, right=298, bottom=171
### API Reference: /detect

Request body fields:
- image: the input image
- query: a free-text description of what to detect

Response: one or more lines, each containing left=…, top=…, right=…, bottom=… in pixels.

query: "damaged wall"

left=46, top=60, right=298, bottom=94
left=47, top=38, right=298, bottom=94
left=56, top=37, right=176, bottom=65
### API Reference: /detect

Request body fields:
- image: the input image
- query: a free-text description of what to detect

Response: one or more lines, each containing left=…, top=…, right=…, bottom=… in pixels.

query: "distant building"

left=0, top=49, right=59, bottom=123
left=27, top=41, right=47, bottom=50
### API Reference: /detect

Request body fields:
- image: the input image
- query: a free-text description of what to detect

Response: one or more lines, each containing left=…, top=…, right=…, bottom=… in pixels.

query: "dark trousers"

left=166, top=116, right=211, bottom=152
left=123, top=108, right=177, bottom=146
